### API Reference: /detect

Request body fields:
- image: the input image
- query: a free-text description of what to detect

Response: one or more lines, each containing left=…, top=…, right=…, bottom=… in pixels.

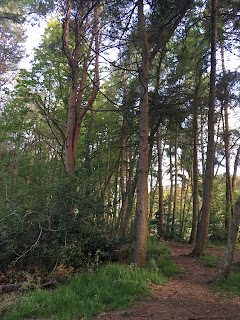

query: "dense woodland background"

left=0, top=0, right=240, bottom=274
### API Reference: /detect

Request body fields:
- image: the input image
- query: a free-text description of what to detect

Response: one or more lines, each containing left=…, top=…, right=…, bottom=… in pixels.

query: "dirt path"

left=96, top=245, right=240, bottom=320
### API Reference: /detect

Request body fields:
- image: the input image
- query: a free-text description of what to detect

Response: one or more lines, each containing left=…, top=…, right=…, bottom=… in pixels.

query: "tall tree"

left=220, top=40, right=233, bottom=234
left=132, top=0, right=150, bottom=267
left=171, top=127, right=179, bottom=237
left=191, top=0, right=218, bottom=256
left=133, top=0, right=193, bottom=266
left=63, top=0, right=100, bottom=174
left=157, top=126, right=164, bottom=239
left=189, top=76, right=201, bottom=244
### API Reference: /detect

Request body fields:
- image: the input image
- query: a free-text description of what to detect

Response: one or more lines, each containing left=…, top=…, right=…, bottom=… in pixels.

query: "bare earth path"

left=96, top=244, right=240, bottom=320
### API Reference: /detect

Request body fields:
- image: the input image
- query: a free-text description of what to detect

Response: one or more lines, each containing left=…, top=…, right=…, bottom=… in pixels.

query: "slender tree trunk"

left=112, top=167, right=119, bottom=237
left=181, top=163, right=192, bottom=242
left=221, top=41, right=233, bottom=235
left=221, top=196, right=240, bottom=278
left=171, top=128, right=178, bottom=237
left=120, top=66, right=132, bottom=240
left=149, top=171, right=158, bottom=219
left=232, top=146, right=240, bottom=190
left=200, top=113, right=206, bottom=176
left=133, top=0, right=150, bottom=267
left=157, top=127, right=164, bottom=239
left=191, top=0, right=217, bottom=256
left=189, top=78, right=201, bottom=244
left=133, top=0, right=193, bottom=266
left=167, top=143, right=173, bottom=237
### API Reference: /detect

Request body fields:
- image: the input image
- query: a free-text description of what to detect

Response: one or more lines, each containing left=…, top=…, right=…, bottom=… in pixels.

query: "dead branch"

left=0, top=278, right=59, bottom=294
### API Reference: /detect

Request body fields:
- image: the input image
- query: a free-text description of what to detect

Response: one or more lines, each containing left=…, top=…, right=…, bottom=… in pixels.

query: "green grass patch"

left=197, top=253, right=222, bottom=268
left=216, top=268, right=240, bottom=295
left=207, top=267, right=240, bottom=296
left=2, top=244, right=178, bottom=320
left=207, top=241, right=225, bottom=249
left=147, top=239, right=171, bottom=257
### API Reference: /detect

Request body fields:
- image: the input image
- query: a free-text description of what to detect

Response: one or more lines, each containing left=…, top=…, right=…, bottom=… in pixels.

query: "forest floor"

left=96, top=244, right=240, bottom=320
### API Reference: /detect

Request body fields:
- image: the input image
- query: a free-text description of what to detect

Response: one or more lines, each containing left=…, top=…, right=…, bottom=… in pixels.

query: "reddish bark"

left=63, top=1, right=100, bottom=174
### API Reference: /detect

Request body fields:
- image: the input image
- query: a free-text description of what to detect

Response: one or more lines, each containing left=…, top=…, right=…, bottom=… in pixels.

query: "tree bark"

left=189, top=78, right=201, bottom=244
left=167, top=143, right=174, bottom=237
left=132, top=0, right=150, bottom=267
left=64, top=1, right=100, bottom=174
left=221, top=41, right=233, bottom=234
left=133, top=0, right=193, bottom=266
left=232, top=146, right=240, bottom=190
left=191, top=0, right=217, bottom=256
left=157, top=127, right=164, bottom=239
left=171, top=128, right=178, bottom=237
left=181, top=163, right=192, bottom=242
left=221, top=196, right=240, bottom=278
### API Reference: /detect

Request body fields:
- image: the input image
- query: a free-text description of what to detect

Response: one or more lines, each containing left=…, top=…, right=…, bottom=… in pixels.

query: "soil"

left=96, top=244, right=240, bottom=320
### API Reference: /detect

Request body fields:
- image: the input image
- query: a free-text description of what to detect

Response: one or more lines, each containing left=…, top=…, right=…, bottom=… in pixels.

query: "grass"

left=2, top=243, right=178, bottom=320
left=207, top=267, right=240, bottom=296
left=197, top=253, right=222, bottom=268
left=216, top=268, right=240, bottom=295
left=147, top=239, right=171, bottom=258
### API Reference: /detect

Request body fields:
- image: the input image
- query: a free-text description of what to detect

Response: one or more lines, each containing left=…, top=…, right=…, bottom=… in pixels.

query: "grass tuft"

left=197, top=253, right=222, bottom=268
left=147, top=240, right=171, bottom=257
left=216, top=268, right=240, bottom=295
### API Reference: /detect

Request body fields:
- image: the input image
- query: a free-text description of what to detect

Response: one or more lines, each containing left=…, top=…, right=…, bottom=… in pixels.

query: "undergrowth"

left=207, top=267, right=240, bottom=296
left=2, top=242, right=179, bottom=320
left=216, top=267, right=240, bottom=295
left=197, top=253, right=222, bottom=268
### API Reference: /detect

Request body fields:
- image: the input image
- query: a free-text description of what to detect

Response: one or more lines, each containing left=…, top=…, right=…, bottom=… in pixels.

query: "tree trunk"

left=232, top=146, right=240, bottom=190
left=189, top=78, right=201, bottom=244
left=191, top=0, right=217, bottom=256
left=157, top=127, right=164, bottom=239
left=132, top=0, right=150, bottom=267
left=181, top=164, right=192, bottom=242
left=64, top=2, right=100, bottom=174
left=221, top=196, right=240, bottom=278
left=133, top=0, right=193, bottom=266
left=120, top=66, right=131, bottom=240
left=167, top=143, right=173, bottom=237
left=221, top=41, right=233, bottom=234
left=171, top=128, right=178, bottom=237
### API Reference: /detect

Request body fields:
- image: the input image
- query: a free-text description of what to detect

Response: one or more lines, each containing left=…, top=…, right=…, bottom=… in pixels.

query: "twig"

left=14, top=227, right=43, bottom=263
left=4, top=184, right=12, bottom=202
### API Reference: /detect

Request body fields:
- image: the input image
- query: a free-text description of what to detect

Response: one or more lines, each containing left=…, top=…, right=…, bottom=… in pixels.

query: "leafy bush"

left=0, top=174, right=129, bottom=273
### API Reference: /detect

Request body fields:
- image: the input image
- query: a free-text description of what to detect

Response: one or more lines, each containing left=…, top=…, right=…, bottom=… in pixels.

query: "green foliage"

left=216, top=268, right=240, bottom=295
left=147, top=239, right=171, bottom=257
left=197, top=253, right=222, bottom=268
left=2, top=256, right=177, bottom=320
left=148, top=257, right=180, bottom=277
